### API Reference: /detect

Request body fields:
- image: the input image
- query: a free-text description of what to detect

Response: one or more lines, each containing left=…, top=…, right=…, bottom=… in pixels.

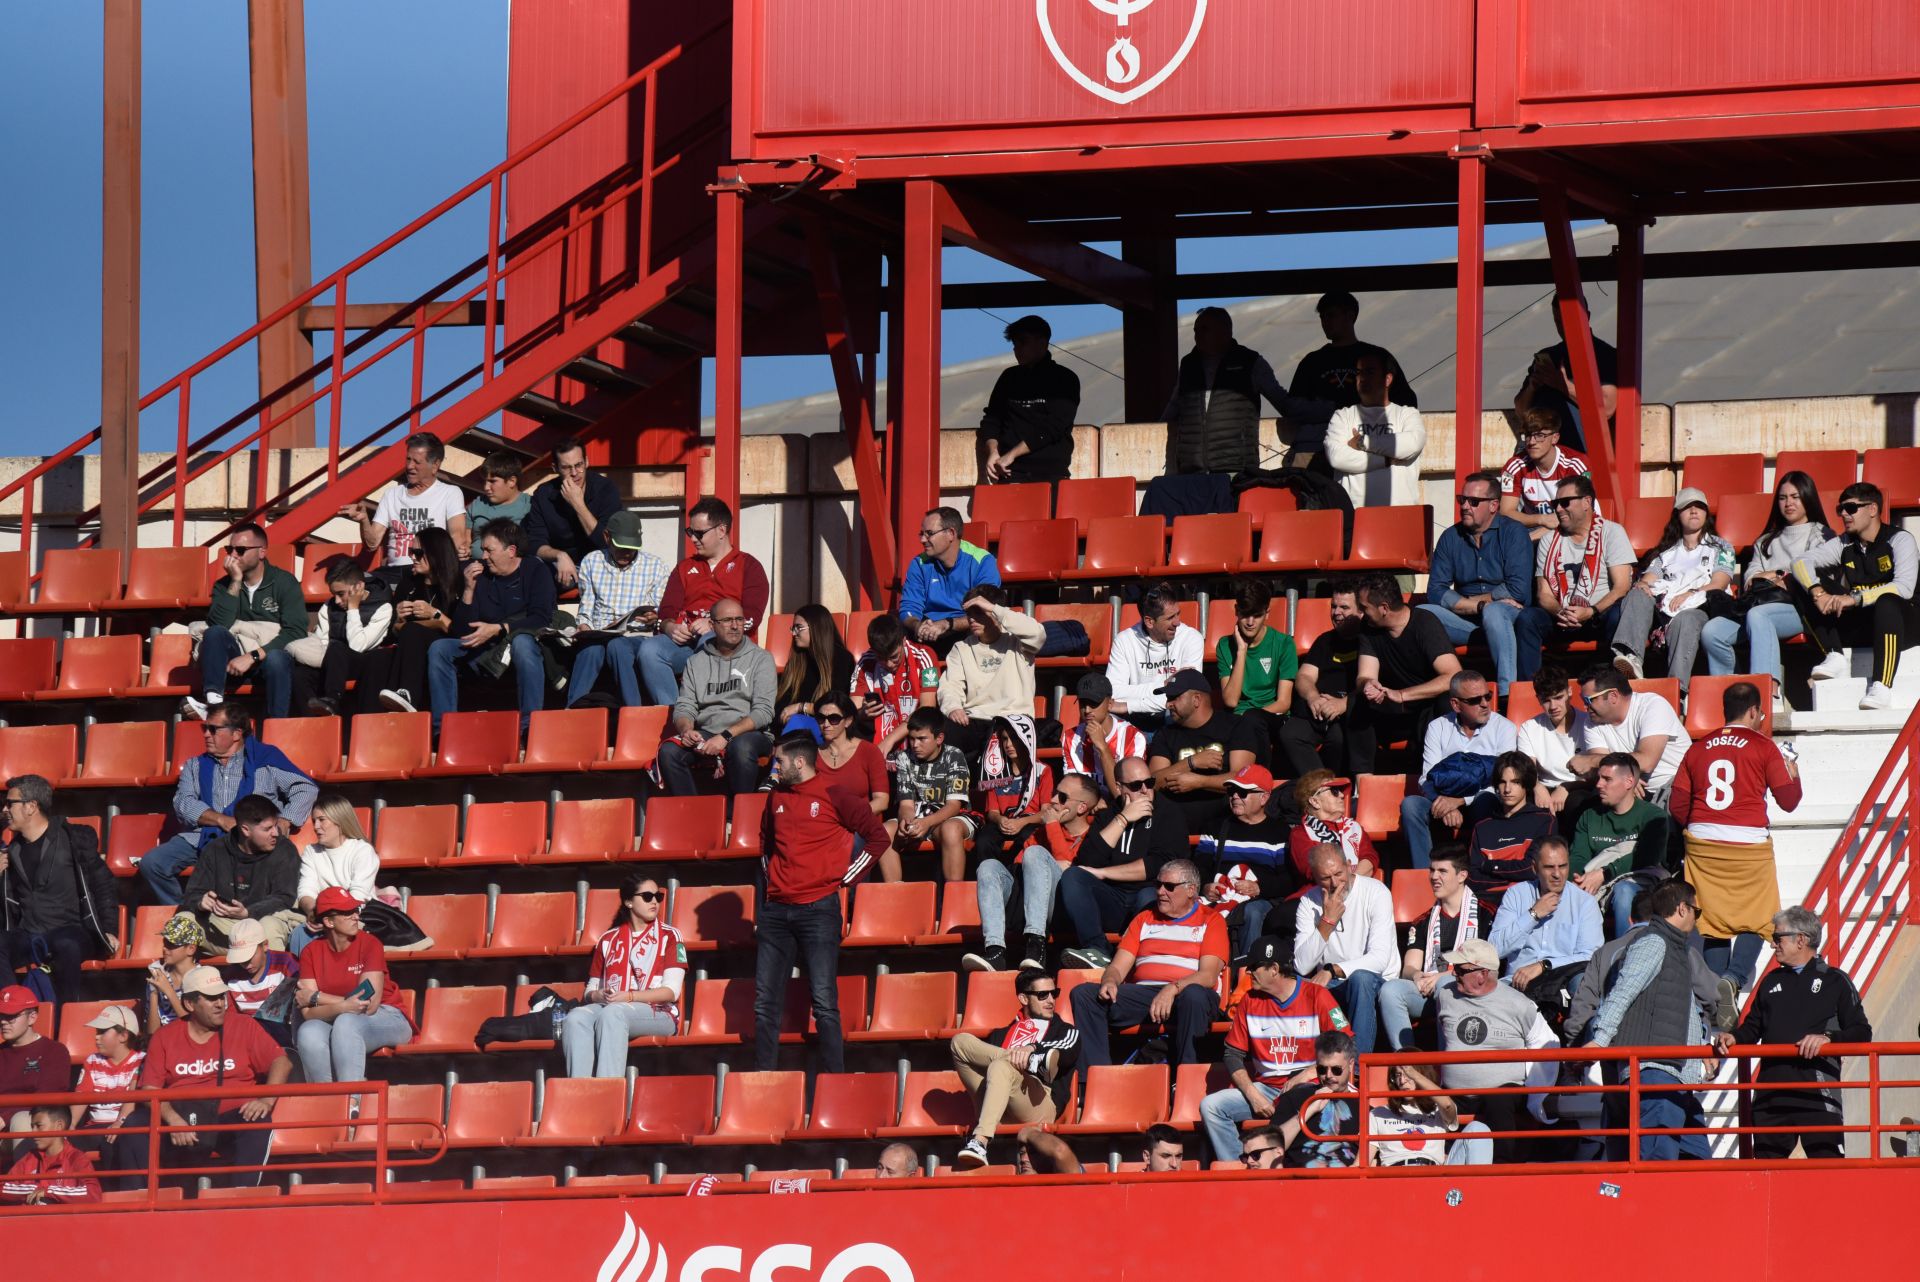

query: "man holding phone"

left=182, top=795, right=303, bottom=951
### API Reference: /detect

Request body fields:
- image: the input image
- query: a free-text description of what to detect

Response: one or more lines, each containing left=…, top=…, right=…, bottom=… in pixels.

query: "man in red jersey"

left=1670, top=680, right=1803, bottom=1007
left=1499, top=408, right=1589, bottom=537
left=636, top=497, right=771, bottom=706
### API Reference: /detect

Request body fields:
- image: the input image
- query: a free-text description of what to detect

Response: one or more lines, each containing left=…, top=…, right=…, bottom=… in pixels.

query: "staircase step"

left=562, top=356, right=651, bottom=393
left=506, top=392, right=593, bottom=428
left=618, top=319, right=705, bottom=353
left=452, top=424, right=543, bottom=459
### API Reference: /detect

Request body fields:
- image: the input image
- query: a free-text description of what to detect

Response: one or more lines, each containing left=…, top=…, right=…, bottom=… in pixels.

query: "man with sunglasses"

left=659, top=597, right=776, bottom=798
left=1422, top=470, right=1535, bottom=696
left=966, top=774, right=1100, bottom=974
left=1516, top=475, right=1635, bottom=682
left=901, top=506, right=1001, bottom=655
left=1269, top=1030, right=1362, bottom=1167
left=1400, top=670, right=1517, bottom=869
left=1499, top=408, right=1589, bottom=535
left=1236, top=1123, right=1289, bottom=1171
left=140, top=701, right=316, bottom=907
left=1199, top=934, right=1347, bottom=1162
left=636, top=497, right=770, bottom=706
left=1434, top=937, right=1559, bottom=1163
left=183, top=522, right=309, bottom=722
left=1, top=775, right=118, bottom=1013
left=951, top=968, right=1081, bottom=1169
left=1790, top=480, right=1920, bottom=711
left=1058, top=758, right=1190, bottom=970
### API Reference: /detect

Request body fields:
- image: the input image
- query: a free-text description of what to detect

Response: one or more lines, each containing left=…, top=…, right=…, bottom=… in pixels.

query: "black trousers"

left=1751, top=1089, right=1845, bottom=1160
left=1788, top=577, right=1920, bottom=686
left=353, top=622, right=442, bottom=712
left=1347, top=696, right=1438, bottom=776
left=0, top=925, right=98, bottom=1011
left=1278, top=710, right=1349, bottom=778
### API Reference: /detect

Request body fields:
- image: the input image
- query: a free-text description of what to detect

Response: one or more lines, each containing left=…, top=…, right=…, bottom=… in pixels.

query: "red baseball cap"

left=0, top=985, right=41, bottom=1016
left=1226, top=764, right=1276, bottom=793
left=313, top=887, right=363, bottom=918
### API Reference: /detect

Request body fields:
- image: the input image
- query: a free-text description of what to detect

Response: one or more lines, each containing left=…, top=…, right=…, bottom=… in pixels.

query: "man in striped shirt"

left=1062, top=673, right=1146, bottom=800
left=1199, top=935, right=1348, bottom=1161
left=1068, top=858, right=1226, bottom=1079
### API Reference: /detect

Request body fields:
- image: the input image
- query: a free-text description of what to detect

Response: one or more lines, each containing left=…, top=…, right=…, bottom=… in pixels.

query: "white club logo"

left=599, top=1214, right=668, bottom=1282
left=1037, top=0, right=1207, bottom=105
left=596, top=1212, right=918, bottom=1282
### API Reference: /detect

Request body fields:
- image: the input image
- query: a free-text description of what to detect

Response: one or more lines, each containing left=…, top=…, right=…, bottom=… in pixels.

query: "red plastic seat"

left=1055, top=476, right=1134, bottom=536
left=1060, top=515, right=1165, bottom=582
left=57, top=1000, right=138, bottom=1062
left=692, top=1070, right=807, bottom=1145
left=288, top=1181, right=374, bottom=1198
left=36, top=634, right=143, bottom=702
left=1774, top=449, right=1857, bottom=501
left=300, top=543, right=371, bottom=602
left=878, top=1071, right=974, bottom=1138
left=1170, top=1061, right=1233, bottom=1127
left=374, top=804, right=458, bottom=869
left=796, top=1072, right=899, bottom=1139
left=671, top=884, right=756, bottom=951
left=915, top=880, right=983, bottom=946
left=1053, top=968, right=1103, bottom=1025
left=0, top=551, right=27, bottom=610
left=1684, top=673, right=1776, bottom=738
left=397, top=985, right=505, bottom=1055
left=846, top=611, right=889, bottom=652
left=503, top=707, right=607, bottom=773
left=592, top=705, right=671, bottom=772
left=1250, top=509, right=1344, bottom=572
left=402, top=894, right=488, bottom=961
left=1336, top=505, right=1431, bottom=572
left=524, top=1077, right=627, bottom=1146
left=997, top=519, right=1079, bottom=584
left=336, top=1083, right=446, bottom=1152
left=1619, top=496, right=1673, bottom=558
left=471, top=892, right=577, bottom=959
left=261, top=715, right=342, bottom=780
left=1715, top=492, right=1774, bottom=554
left=637, top=794, right=727, bottom=861
left=333, top=712, right=432, bottom=781
left=0, top=637, right=58, bottom=700
left=681, top=975, right=866, bottom=1046
left=1035, top=602, right=1114, bottom=668
left=577, top=891, right=622, bottom=948
left=270, top=1093, right=353, bottom=1156
left=969, top=482, right=1052, bottom=543
left=1057, top=1063, right=1169, bottom=1134
left=65, top=721, right=166, bottom=788
left=113, top=547, right=215, bottom=610
left=717, top=792, right=768, bottom=860
left=115, top=904, right=178, bottom=968
left=1355, top=774, right=1406, bottom=843
left=1865, top=446, right=1920, bottom=509
left=134, top=632, right=197, bottom=698
left=1682, top=452, right=1764, bottom=507
left=1236, top=485, right=1299, bottom=532
left=106, top=812, right=163, bottom=878
left=843, top=881, right=936, bottom=947
left=847, top=971, right=956, bottom=1041
left=445, top=1080, right=534, bottom=1148
left=1392, top=869, right=1438, bottom=923
left=613, top=1075, right=716, bottom=1144
left=452, top=800, right=547, bottom=866
left=470, top=1175, right=555, bottom=1191
left=198, top=1184, right=282, bottom=1202
left=413, top=710, right=520, bottom=778
left=1289, top=596, right=1333, bottom=651
left=0, top=725, right=77, bottom=782
left=959, top=970, right=1021, bottom=1034
left=21, top=549, right=123, bottom=613
left=1166, top=513, right=1253, bottom=576
left=1503, top=676, right=1574, bottom=725
left=538, top=797, right=635, bottom=863
left=761, top=613, right=797, bottom=670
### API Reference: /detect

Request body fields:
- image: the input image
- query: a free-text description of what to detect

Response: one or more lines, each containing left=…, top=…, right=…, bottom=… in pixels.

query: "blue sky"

left=0, top=4, right=1537, bottom=459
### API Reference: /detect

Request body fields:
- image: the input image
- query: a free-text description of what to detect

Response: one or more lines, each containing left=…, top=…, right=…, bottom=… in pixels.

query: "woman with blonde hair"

left=291, top=793, right=380, bottom=954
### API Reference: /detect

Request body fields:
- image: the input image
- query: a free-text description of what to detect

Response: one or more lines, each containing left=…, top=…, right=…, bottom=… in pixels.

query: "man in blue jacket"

left=1418, top=469, right=1535, bottom=696
left=426, top=518, right=557, bottom=738
left=900, top=507, right=1000, bottom=654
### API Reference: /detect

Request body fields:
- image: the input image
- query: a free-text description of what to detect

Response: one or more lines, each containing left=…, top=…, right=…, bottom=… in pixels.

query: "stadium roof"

left=737, top=204, right=1920, bottom=436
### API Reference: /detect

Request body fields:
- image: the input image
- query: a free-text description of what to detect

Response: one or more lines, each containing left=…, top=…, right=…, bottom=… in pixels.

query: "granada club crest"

left=1037, top=0, right=1208, bottom=105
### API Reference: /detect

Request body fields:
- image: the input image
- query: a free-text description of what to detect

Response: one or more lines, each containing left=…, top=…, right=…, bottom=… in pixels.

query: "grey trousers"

left=1613, top=591, right=1708, bottom=691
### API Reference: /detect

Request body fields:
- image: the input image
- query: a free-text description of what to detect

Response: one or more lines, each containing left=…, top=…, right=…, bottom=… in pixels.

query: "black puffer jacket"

left=1, top=819, right=117, bottom=951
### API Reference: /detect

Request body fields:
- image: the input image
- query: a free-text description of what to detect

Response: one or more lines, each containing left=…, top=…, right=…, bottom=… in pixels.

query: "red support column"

left=1538, top=186, right=1619, bottom=513
left=1454, top=151, right=1486, bottom=493
left=711, top=184, right=745, bottom=516
left=100, top=0, right=142, bottom=564
left=896, top=181, right=944, bottom=576
left=247, top=0, right=315, bottom=451
left=1612, top=218, right=1646, bottom=503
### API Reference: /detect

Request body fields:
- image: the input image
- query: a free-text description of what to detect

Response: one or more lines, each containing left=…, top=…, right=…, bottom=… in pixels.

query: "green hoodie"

left=205, top=563, right=309, bottom=651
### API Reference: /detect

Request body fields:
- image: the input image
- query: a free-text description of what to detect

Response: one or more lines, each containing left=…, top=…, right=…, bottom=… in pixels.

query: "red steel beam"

left=935, top=187, right=1152, bottom=312
left=896, top=181, right=944, bottom=571
left=99, top=0, right=141, bottom=564
left=247, top=0, right=316, bottom=450
left=711, top=185, right=745, bottom=517
left=1454, top=150, right=1486, bottom=493
left=1612, top=219, right=1646, bottom=503
left=1538, top=184, right=1619, bottom=513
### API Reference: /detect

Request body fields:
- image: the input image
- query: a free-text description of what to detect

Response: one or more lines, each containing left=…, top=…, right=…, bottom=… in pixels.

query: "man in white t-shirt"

left=340, top=432, right=471, bottom=566
left=1106, top=582, right=1204, bottom=729
left=1570, top=665, right=1691, bottom=802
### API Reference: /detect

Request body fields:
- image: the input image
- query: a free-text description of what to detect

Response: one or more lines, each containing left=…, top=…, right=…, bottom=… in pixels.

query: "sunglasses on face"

left=1024, top=989, right=1059, bottom=1000
left=632, top=891, right=664, bottom=903
left=1452, top=965, right=1487, bottom=976
left=224, top=544, right=264, bottom=555
left=1240, top=1147, right=1278, bottom=1164
left=819, top=713, right=847, bottom=725
left=1454, top=692, right=1494, bottom=706
left=1120, top=778, right=1153, bottom=792
left=1313, top=785, right=1348, bottom=799
left=1550, top=496, right=1583, bottom=510
left=1836, top=502, right=1871, bottom=516
left=1455, top=494, right=1497, bottom=507
left=684, top=525, right=714, bottom=540
left=1155, top=879, right=1188, bottom=892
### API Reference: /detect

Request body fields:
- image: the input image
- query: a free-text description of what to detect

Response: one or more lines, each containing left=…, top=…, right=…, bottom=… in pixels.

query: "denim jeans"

left=637, top=631, right=715, bottom=707
left=1377, top=976, right=1431, bottom=1051
left=1701, top=601, right=1800, bottom=688
left=295, top=1004, right=412, bottom=1083
left=1200, top=1081, right=1282, bottom=1162
left=658, top=731, right=772, bottom=796
left=1516, top=601, right=1623, bottom=681
left=753, top=893, right=845, bottom=1072
left=1447, top=1121, right=1494, bottom=1165
left=1068, top=981, right=1216, bottom=1077
left=561, top=1001, right=679, bottom=1077
left=567, top=635, right=649, bottom=708
left=1701, top=932, right=1765, bottom=988
left=139, top=834, right=204, bottom=906
left=1400, top=792, right=1498, bottom=869
left=1607, top=877, right=1645, bottom=939
left=1418, top=600, right=1522, bottom=694
left=201, top=626, right=294, bottom=718
left=1326, top=969, right=1384, bottom=1055
left=426, top=631, right=546, bottom=735
left=1621, top=1064, right=1711, bottom=1161
left=975, top=853, right=1066, bottom=949
left=1057, top=869, right=1156, bottom=949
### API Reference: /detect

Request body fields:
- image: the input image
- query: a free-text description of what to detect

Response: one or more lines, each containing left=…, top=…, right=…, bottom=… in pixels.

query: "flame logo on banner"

left=1106, top=37, right=1140, bottom=83
left=598, top=1213, right=668, bottom=1282
left=1036, top=0, right=1207, bottom=105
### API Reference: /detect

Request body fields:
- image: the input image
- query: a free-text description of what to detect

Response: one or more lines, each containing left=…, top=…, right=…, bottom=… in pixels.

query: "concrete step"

left=1807, top=645, right=1920, bottom=713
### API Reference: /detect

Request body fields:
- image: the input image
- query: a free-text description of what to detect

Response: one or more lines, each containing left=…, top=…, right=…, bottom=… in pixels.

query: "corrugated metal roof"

left=736, top=205, right=1920, bottom=436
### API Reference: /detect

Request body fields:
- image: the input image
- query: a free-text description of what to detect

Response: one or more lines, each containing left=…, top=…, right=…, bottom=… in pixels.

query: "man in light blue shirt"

left=901, top=507, right=1001, bottom=654
left=1399, top=670, right=1518, bottom=868
left=1420, top=469, right=1535, bottom=696
left=1490, top=836, right=1602, bottom=990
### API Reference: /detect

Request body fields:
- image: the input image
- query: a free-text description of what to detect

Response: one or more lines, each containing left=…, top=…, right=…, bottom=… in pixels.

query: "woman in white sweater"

left=1700, top=471, right=1833, bottom=706
left=291, top=794, right=381, bottom=954
left=1322, top=350, right=1425, bottom=509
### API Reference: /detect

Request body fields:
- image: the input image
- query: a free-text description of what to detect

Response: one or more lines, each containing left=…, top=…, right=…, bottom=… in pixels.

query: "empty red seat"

left=115, top=904, right=179, bottom=968
left=445, top=1080, right=534, bottom=1148
left=1684, top=673, right=1776, bottom=738
left=959, top=970, right=1021, bottom=1033
left=1619, top=496, right=1672, bottom=558
left=1774, top=449, right=1856, bottom=501
left=539, top=797, right=635, bottom=863
left=374, top=804, right=458, bottom=868
left=1289, top=596, right=1333, bottom=651
left=398, top=985, right=505, bottom=1055
left=670, top=884, right=756, bottom=951
left=338, top=1083, right=445, bottom=1152
left=0, top=551, right=27, bottom=610
left=638, top=794, right=727, bottom=860
left=105, top=813, right=163, bottom=880
left=1236, top=485, right=1299, bottom=531
left=1355, top=773, right=1406, bottom=842
left=1250, top=509, right=1344, bottom=572
left=1166, top=513, right=1253, bottom=576
left=333, top=712, right=432, bottom=781
left=915, top=880, right=983, bottom=946
left=592, top=705, right=670, bottom=772
left=878, top=1071, right=973, bottom=1138
left=1035, top=603, right=1114, bottom=667
left=613, top=1075, right=716, bottom=1144
left=454, top=800, right=547, bottom=866
left=1865, top=447, right=1920, bottom=509
left=413, top=710, right=520, bottom=778
left=503, top=707, right=607, bottom=773
left=1716, top=492, right=1774, bottom=552
left=1054, top=476, right=1133, bottom=535
left=1682, top=452, right=1763, bottom=507
left=997, top=519, right=1079, bottom=584
left=1170, top=1061, right=1233, bottom=1127
left=682, top=975, right=865, bottom=1046
left=36, top=634, right=143, bottom=702
left=261, top=715, right=342, bottom=779
left=22, top=549, right=123, bottom=613
left=0, top=725, right=77, bottom=782
left=1391, top=868, right=1437, bottom=923
left=848, top=971, right=955, bottom=1041
left=843, top=881, right=936, bottom=947
left=270, top=1093, right=353, bottom=1156
left=969, top=482, right=1052, bottom=542
left=65, top=721, right=166, bottom=788
left=717, top=792, right=768, bottom=860
left=135, top=632, right=196, bottom=697
left=0, top=637, right=58, bottom=700
left=524, top=1077, right=627, bottom=1146
left=692, top=1070, right=807, bottom=1145
left=1060, top=515, right=1165, bottom=582
left=471, top=892, right=577, bottom=959
left=1053, top=968, right=1103, bottom=1025
left=402, top=894, right=488, bottom=961
left=796, top=1072, right=899, bottom=1139
left=114, top=547, right=214, bottom=610
left=1057, top=1063, right=1170, bottom=1134
left=1336, top=505, right=1431, bottom=572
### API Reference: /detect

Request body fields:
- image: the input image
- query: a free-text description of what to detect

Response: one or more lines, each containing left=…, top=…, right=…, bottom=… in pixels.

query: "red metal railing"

left=0, top=18, right=728, bottom=574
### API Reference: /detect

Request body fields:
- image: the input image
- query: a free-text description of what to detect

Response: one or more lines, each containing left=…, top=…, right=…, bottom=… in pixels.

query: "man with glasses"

left=638, top=497, right=770, bottom=706
left=141, top=701, right=316, bottom=906
left=1294, top=844, right=1398, bottom=1054
left=951, top=968, right=1081, bottom=1169
left=1236, top=1123, right=1289, bottom=1170
left=1270, top=1030, right=1364, bottom=1167
left=1499, top=408, right=1589, bottom=535
left=1434, top=937, right=1559, bottom=1163
left=1400, top=670, right=1517, bottom=869
left=900, top=506, right=1001, bottom=655
left=1516, top=475, right=1635, bottom=682
left=1106, top=581, right=1204, bottom=729
left=1069, top=858, right=1225, bottom=1077
left=0, top=987, right=70, bottom=1145
left=1059, top=758, right=1190, bottom=970
left=126, top=967, right=290, bottom=1188
left=526, top=438, right=622, bottom=588
left=1, top=775, right=118, bottom=1012
left=1199, top=934, right=1347, bottom=1162
left=966, top=774, right=1100, bottom=974
left=1713, top=906, right=1872, bottom=1160
left=426, top=519, right=558, bottom=739
left=659, top=597, right=776, bottom=797
left=1790, top=480, right=1920, bottom=711
left=183, top=521, right=309, bottom=721
left=563, top=509, right=669, bottom=708
left=1423, top=470, right=1535, bottom=696
left=1570, top=665, right=1690, bottom=803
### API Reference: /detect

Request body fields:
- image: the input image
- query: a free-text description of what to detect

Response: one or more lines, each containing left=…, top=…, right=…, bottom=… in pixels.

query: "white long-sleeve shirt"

left=311, top=601, right=394, bottom=653
left=1323, top=403, right=1426, bottom=508
left=297, top=838, right=381, bottom=907
left=1293, top=873, right=1397, bottom=979
left=1105, top=622, right=1204, bottom=716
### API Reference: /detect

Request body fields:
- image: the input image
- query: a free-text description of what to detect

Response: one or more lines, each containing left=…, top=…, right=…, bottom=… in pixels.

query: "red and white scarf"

left=1422, top=896, right=1480, bottom=975
left=1303, top=815, right=1365, bottom=864
left=594, top=921, right=684, bottom=1014
left=1544, top=516, right=1610, bottom=605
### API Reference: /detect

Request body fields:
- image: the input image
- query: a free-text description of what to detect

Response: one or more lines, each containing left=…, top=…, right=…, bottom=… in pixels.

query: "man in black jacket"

left=951, top=968, right=1080, bottom=1169
left=182, top=794, right=302, bottom=951
left=1, top=776, right=117, bottom=1010
left=1713, top=905, right=1873, bottom=1159
left=425, top=517, right=558, bottom=738
left=525, top=438, right=622, bottom=589
left=1058, top=756, right=1191, bottom=970
left=981, top=315, right=1080, bottom=488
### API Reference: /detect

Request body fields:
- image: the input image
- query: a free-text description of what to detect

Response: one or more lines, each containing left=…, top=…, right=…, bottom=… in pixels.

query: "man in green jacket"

left=184, top=522, right=310, bottom=721
left=1570, top=752, right=1675, bottom=937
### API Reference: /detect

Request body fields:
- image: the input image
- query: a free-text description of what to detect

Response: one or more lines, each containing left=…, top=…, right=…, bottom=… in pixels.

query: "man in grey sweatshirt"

left=659, top=597, right=776, bottom=796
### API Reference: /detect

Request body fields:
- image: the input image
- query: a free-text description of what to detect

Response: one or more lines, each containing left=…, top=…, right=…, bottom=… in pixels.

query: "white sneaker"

left=178, top=695, right=209, bottom=720
left=1861, top=682, right=1895, bottom=711
left=955, top=1137, right=989, bottom=1169
left=1809, top=651, right=1850, bottom=682
left=378, top=688, right=417, bottom=714
left=1612, top=650, right=1643, bottom=680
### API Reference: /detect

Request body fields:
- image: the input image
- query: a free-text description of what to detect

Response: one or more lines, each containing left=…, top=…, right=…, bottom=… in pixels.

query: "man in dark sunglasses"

left=1788, top=480, right=1919, bottom=711
left=1515, top=473, right=1635, bottom=684
left=1058, top=757, right=1189, bottom=971
left=1399, top=670, right=1517, bottom=868
left=965, top=774, right=1099, bottom=974
left=183, top=520, right=308, bottom=722
left=951, top=968, right=1080, bottom=1169
left=1420, top=469, right=1534, bottom=697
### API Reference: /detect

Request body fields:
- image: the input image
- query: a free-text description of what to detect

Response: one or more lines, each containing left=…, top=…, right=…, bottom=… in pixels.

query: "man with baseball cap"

left=565, top=507, right=669, bottom=708
left=1145, top=668, right=1269, bottom=829
left=1062, top=672, right=1146, bottom=801
left=1433, top=937, right=1558, bottom=1163
left=1197, top=764, right=1298, bottom=959
left=220, top=918, right=300, bottom=1044
left=128, top=965, right=290, bottom=1188
left=0, top=986, right=70, bottom=1145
